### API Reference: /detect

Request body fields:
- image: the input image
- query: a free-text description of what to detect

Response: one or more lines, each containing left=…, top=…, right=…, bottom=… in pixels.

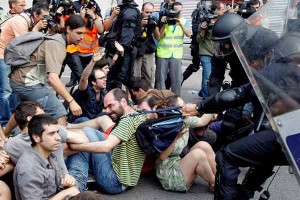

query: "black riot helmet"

left=211, top=13, right=244, bottom=58
left=118, top=0, right=138, bottom=6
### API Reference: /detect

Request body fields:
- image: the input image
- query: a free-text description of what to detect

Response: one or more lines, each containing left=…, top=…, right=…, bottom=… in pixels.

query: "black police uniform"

left=106, top=1, right=141, bottom=91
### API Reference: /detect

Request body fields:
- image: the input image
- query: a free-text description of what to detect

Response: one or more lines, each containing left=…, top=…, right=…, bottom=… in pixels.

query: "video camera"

left=49, top=0, right=74, bottom=16
left=237, top=2, right=256, bottom=19
left=201, top=12, right=218, bottom=29
left=162, top=9, right=180, bottom=25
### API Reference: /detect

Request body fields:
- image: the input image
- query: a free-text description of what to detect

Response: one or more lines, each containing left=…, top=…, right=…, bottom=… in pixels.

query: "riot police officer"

left=183, top=16, right=300, bottom=200
left=106, top=0, right=141, bottom=91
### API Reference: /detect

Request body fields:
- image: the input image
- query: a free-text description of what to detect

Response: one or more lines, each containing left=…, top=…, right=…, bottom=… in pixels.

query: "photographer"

left=65, top=0, right=104, bottom=87
left=133, top=2, right=160, bottom=88
left=237, top=0, right=260, bottom=18
left=156, top=1, right=191, bottom=96
left=196, top=1, right=224, bottom=99
left=0, top=1, right=50, bottom=128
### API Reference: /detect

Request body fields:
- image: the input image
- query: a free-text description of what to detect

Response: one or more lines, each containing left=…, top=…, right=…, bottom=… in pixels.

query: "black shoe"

left=65, top=79, right=77, bottom=87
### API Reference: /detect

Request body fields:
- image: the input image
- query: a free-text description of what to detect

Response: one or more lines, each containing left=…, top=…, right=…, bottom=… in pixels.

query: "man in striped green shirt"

left=67, top=88, right=148, bottom=194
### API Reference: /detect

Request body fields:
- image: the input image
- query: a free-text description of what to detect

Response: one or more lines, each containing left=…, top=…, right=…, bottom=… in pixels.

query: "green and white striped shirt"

left=111, top=113, right=148, bottom=186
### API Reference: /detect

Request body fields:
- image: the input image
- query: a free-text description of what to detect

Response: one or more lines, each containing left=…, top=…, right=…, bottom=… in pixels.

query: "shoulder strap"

left=130, top=106, right=182, bottom=116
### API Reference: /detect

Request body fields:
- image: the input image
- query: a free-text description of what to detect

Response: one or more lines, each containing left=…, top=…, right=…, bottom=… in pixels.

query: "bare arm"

left=66, top=130, right=89, bottom=144
left=178, top=20, right=191, bottom=38
left=78, top=47, right=105, bottom=91
left=194, top=114, right=214, bottom=127
left=104, top=7, right=119, bottom=31
left=154, top=26, right=161, bottom=40
left=69, top=134, right=121, bottom=153
left=48, top=73, right=82, bottom=116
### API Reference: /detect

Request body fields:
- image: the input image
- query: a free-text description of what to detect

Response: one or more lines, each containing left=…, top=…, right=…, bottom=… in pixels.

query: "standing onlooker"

left=65, top=0, right=104, bottom=87
left=9, top=14, right=85, bottom=126
left=0, top=1, right=49, bottom=128
left=134, top=2, right=160, bottom=88
left=4, top=0, right=26, bottom=20
left=155, top=2, right=191, bottom=96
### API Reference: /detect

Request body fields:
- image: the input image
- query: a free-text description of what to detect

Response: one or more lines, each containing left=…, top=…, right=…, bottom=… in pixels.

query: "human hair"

left=111, top=88, right=129, bottom=103
left=142, top=2, right=154, bottom=10
left=94, top=58, right=109, bottom=69
left=171, top=1, right=183, bottom=9
left=28, top=114, right=58, bottom=147
left=131, top=77, right=151, bottom=92
left=249, top=0, right=260, bottom=6
left=138, top=94, right=161, bottom=110
left=165, top=95, right=179, bottom=107
left=88, top=67, right=103, bottom=84
left=65, top=14, right=86, bottom=30
left=31, top=1, right=49, bottom=15
left=9, top=0, right=18, bottom=9
left=211, top=1, right=223, bottom=12
left=14, top=101, right=43, bottom=130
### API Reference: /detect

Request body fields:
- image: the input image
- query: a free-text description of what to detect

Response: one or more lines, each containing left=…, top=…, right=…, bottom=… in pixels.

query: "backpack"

left=134, top=106, right=184, bottom=154
left=4, top=31, right=65, bottom=69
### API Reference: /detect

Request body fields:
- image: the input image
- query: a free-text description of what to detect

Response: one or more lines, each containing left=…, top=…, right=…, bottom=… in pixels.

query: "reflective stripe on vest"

left=157, top=22, right=185, bottom=59
left=77, top=27, right=99, bottom=54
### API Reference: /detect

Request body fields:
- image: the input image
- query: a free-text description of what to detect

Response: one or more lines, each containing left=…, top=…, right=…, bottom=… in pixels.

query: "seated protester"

left=156, top=95, right=216, bottom=193
left=66, top=88, right=149, bottom=193
left=0, top=180, right=11, bottom=200
left=13, top=114, right=103, bottom=200
left=94, top=57, right=110, bottom=75
left=67, top=48, right=107, bottom=123
left=130, top=77, right=175, bottom=104
left=1, top=101, right=88, bottom=178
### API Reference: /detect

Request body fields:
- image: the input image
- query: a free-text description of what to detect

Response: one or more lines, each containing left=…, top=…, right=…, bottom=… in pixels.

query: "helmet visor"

left=213, top=39, right=234, bottom=58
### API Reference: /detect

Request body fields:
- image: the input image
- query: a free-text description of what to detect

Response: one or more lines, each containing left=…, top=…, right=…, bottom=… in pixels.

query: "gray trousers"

left=134, top=53, right=155, bottom=88
left=155, top=57, right=182, bottom=96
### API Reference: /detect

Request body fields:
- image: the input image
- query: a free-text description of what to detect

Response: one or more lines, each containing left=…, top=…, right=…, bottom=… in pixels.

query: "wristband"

left=68, top=99, right=74, bottom=104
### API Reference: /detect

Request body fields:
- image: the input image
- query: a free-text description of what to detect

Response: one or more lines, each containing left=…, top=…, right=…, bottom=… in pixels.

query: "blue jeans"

left=65, top=127, right=124, bottom=194
left=199, top=56, right=212, bottom=99
left=0, top=59, right=19, bottom=125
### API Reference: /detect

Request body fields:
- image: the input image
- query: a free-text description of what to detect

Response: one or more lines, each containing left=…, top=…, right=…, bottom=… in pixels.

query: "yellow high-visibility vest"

left=157, top=19, right=185, bottom=59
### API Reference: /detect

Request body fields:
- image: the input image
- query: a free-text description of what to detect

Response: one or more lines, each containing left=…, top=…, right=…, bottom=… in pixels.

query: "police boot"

left=235, top=167, right=274, bottom=200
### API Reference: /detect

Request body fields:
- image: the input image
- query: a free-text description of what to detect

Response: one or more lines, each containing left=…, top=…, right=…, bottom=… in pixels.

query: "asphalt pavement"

left=60, top=46, right=300, bottom=200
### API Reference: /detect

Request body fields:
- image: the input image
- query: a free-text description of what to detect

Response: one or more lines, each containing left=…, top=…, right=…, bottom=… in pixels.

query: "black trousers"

left=215, top=130, right=288, bottom=200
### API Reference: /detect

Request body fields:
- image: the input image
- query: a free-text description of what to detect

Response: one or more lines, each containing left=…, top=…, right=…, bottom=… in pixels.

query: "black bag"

left=134, top=106, right=184, bottom=154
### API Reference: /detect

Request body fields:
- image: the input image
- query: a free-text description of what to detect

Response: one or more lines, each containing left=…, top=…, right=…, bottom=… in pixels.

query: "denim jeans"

left=65, top=127, right=124, bottom=194
left=199, top=56, right=212, bottom=99
left=0, top=59, right=19, bottom=125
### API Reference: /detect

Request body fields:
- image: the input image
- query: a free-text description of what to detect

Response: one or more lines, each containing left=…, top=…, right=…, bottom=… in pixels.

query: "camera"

left=162, top=9, right=180, bottom=25
left=42, top=15, right=57, bottom=33
left=237, top=2, right=256, bottom=19
left=201, top=13, right=218, bottom=29
left=85, top=0, right=96, bottom=9
left=58, top=0, right=74, bottom=16
left=146, top=15, right=157, bottom=29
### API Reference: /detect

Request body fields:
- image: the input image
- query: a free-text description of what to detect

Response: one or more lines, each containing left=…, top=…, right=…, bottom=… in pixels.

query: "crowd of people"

left=0, top=0, right=300, bottom=199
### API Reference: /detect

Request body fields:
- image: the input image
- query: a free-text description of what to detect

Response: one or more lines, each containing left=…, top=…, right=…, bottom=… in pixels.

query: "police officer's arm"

left=48, top=73, right=82, bottom=116
left=183, top=83, right=253, bottom=115
left=78, top=47, right=105, bottom=91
